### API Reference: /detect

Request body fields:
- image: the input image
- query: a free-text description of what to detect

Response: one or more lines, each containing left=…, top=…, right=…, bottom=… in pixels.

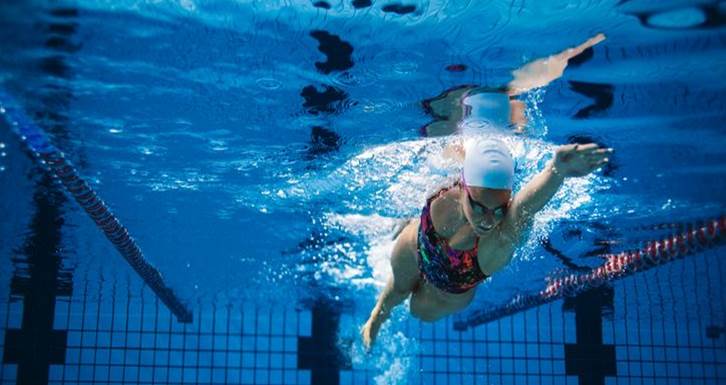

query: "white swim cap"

left=463, top=138, right=514, bottom=189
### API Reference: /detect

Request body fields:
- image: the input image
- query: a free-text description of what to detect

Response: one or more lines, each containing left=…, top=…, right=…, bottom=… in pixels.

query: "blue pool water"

left=0, top=1, right=724, bottom=384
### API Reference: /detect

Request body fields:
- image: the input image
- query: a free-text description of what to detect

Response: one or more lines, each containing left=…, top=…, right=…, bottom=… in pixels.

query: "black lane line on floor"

left=297, top=302, right=351, bottom=385
left=2, top=7, right=80, bottom=385
left=563, top=287, right=616, bottom=385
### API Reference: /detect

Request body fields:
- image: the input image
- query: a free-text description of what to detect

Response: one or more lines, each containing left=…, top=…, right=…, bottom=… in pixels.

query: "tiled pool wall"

left=0, top=275, right=314, bottom=385
left=0, top=246, right=723, bottom=385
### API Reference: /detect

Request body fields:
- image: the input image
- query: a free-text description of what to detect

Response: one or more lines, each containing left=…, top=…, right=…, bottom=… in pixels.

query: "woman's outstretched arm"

left=507, top=33, right=606, bottom=96
left=508, top=143, right=611, bottom=230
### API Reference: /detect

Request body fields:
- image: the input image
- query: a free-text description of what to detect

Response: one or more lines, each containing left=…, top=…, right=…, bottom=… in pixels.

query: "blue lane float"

left=0, top=89, right=193, bottom=323
left=454, top=217, right=724, bottom=330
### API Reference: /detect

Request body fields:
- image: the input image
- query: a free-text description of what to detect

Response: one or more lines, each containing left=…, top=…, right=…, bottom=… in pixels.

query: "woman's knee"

left=409, top=292, right=444, bottom=322
left=411, top=309, right=443, bottom=323
left=410, top=303, right=441, bottom=322
left=409, top=287, right=475, bottom=322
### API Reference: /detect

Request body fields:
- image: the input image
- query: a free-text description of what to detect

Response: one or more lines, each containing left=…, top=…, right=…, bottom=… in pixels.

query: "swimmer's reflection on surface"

left=421, top=33, right=606, bottom=136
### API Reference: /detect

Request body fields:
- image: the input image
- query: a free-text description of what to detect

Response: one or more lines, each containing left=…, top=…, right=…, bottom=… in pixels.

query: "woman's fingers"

left=589, top=157, right=610, bottom=171
left=591, top=148, right=613, bottom=155
left=560, top=33, right=607, bottom=60
left=575, top=143, right=599, bottom=152
left=585, top=150, right=610, bottom=159
left=577, top=144, right=615, bottom=157
left=578, top=34, right=606, bottom=53
left=588, top=33, right=606, bottom=46
left=586, top=153, right=611, bottom=175
left=559, top=143, right=615, bottom=173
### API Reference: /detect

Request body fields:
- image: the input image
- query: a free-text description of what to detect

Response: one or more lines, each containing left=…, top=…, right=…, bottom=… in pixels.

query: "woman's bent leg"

left=362, top=220, right=421, bottom=349
left=410, top=280, right=476, bottom=322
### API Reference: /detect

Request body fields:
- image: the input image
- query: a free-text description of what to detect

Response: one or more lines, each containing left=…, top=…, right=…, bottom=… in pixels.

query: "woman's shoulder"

left=423, top=176, right=461, bottom=200
left=428, top=183, right=464, bottom=235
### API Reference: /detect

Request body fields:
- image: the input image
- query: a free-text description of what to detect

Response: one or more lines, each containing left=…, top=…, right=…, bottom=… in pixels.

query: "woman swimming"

left=421, top=33, right=606, bottom=136
left=361, top=138, right=611, bottom=349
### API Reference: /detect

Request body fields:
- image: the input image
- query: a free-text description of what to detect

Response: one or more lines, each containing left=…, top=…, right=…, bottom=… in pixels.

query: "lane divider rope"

left=0, top=89, right=193, bottom=323
left=454, top=216, right=724, bottom=330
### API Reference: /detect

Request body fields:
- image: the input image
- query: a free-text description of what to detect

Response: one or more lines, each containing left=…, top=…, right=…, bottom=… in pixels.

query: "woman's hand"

left=509, top=142, right=610, bottom=227
left=553, top=143, right=611, bottom=178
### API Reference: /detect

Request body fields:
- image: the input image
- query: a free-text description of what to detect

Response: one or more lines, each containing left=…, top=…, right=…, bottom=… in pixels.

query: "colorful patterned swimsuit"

left=417, top=184, right=489, bottom=294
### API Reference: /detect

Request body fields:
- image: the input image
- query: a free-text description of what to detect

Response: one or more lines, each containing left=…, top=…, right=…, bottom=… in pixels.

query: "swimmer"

left=361, top=138, right=612, bottom=349
left=422, top=33, right=606, bottom=136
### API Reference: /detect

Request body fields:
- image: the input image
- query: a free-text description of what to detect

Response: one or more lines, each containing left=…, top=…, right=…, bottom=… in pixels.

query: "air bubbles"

left=392, top=61, right=418, bottom=75
left=0, top=107, right=5, bottom=114
left=140, top=147, right=153, bottom=155
left=0, top=142, right=4, bottom=149
left=524, top=88, right=548, bottom=138
left=334, top=98, right=360, bottom=114
left=108, top=128, right=123, bottom=134
left=255, top=77, right=282, bottom=90
left=209, top=140, right=228, bottom=152
left=371, top=50, right=423, bottom=77
left=332, top=69, right=379, bottom=88
left=359, top=99, right=405, bottom=114
left=0, top=152, right=6, bottom=157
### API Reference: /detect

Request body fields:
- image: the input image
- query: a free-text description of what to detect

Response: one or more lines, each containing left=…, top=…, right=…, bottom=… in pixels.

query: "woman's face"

left=462, top=185, right=512, bottom=236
